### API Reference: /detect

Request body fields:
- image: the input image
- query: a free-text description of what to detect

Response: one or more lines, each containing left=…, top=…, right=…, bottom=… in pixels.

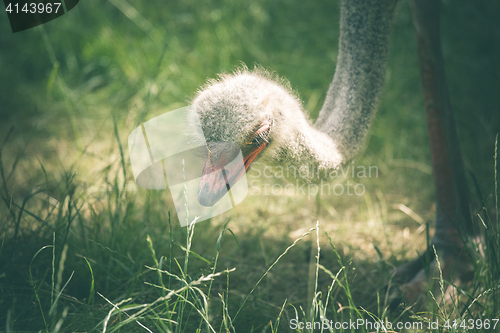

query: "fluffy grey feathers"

left=190, top=0, right=398, bottom=182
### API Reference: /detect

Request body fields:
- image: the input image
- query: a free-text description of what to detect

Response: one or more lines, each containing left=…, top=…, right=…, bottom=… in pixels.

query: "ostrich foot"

left=388, top=244, right=474, bottom=310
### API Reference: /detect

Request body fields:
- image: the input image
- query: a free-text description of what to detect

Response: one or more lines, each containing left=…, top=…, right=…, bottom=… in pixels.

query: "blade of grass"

left=29, top=245, right=55, bottom=331
left=233, top=225, right=317, bottom=322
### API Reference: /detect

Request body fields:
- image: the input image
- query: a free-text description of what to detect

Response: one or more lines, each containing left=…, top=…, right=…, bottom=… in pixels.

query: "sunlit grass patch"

left=1, top=0, right=499, bottom=331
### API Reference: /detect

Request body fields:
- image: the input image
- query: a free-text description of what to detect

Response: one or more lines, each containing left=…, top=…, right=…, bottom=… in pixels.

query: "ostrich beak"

left=197, top=141, right=267, bottom=207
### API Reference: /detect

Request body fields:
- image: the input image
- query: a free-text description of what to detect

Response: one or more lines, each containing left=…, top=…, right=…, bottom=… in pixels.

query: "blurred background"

left=1, top=0, right=499, bottom=331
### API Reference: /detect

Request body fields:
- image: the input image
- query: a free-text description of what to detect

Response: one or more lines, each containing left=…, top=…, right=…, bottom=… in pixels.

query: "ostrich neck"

left=315, top=0, right=397, bottom=163
left=270, top=123, right=344, bottom=183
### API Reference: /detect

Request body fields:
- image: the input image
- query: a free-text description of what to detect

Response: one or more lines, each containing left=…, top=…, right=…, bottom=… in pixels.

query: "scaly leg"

left=390, top=0, right=475, bottom=307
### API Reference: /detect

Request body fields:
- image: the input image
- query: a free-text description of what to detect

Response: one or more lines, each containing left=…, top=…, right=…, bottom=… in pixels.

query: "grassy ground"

left=1, top=0, right=499, bottom=332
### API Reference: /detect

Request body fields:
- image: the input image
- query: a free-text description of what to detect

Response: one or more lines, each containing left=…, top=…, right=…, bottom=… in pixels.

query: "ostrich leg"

left=391, top=0, right=474, bottom=304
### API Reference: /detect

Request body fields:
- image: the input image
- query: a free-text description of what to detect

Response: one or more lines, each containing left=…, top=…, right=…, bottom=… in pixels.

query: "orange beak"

left=197, top=141, right=267, bottom=207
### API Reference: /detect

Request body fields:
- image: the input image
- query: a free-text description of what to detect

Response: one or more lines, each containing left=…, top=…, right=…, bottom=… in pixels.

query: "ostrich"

left=189, top=0, right=474, bottom=304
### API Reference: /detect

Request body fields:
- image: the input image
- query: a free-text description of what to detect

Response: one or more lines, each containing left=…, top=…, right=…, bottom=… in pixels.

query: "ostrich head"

left=189, top=69, right=308, bottom=207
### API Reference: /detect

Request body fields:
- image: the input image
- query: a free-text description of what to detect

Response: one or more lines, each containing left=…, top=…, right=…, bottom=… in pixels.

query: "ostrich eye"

left=247, top=126, right=270, bottom=146
left=246, top=118, right=272, bottom=146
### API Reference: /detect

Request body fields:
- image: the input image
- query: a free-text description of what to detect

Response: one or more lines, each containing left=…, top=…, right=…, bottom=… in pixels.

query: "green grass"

left=1, top=0, right=499, bottom=331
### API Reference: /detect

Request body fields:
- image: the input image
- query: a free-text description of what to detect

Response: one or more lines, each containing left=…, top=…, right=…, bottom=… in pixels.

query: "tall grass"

left=2, top=149, right=500, bottom=331
left=1, top=137, right=498, bottom=331
left=1, top=0, right=499, bottom=331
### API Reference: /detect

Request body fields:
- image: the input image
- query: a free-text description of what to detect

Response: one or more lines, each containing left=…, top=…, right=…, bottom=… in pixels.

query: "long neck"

left=315, top=0, right=397, bottom=163
left=269, top=120, right=344, bottom=183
